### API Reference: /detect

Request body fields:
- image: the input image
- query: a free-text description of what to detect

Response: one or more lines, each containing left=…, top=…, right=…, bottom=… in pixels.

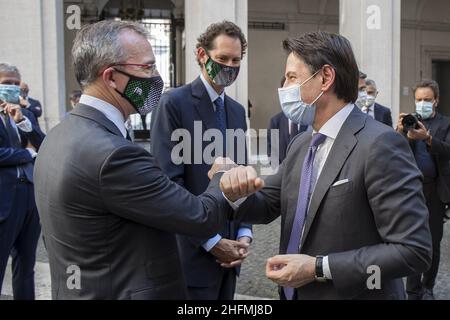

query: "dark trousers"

left=406, top=182, right=445, bottom=295
left=187, top=269, right=236, bottom=300
left=0, top=182, right=41, bottom=300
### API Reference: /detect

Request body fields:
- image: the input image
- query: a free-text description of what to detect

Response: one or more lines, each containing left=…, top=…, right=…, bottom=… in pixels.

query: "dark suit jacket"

left=26, top=97, right=42, bottom=119
left=0, top=109, right=44, bottom=222
left=407, top=112, right=450, bottom=203
left=34, top=103, right=231, bottom=300
left=373, top=103, right=393, bottom=127
left=237, top=106, right=432, bottom=299
left=267, top=111, right=308, bottom=164
left=151, top=77, right=251, bottom=288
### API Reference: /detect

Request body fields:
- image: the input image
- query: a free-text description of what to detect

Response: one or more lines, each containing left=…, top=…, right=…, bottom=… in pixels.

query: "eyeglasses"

left=111, top=63, right=158, bottom=76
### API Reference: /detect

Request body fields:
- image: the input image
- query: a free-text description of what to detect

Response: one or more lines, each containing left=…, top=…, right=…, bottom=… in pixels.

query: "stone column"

left=0, top=0, right=66, bottom=132
left=339, top=0, right=401, bottom=124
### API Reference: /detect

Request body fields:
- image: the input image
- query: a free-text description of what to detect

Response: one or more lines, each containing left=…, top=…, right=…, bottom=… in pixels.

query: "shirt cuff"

left=202, top=234, right=222, bottom=252
left=223, top=192, right=247, bottom=210
left=16, top=116, right=32, bottom=132
left=26, top=148, right=37, bottom=159
left=237, top=228, right=253, bottom=241
left=323, top=256, right=332, bottom=279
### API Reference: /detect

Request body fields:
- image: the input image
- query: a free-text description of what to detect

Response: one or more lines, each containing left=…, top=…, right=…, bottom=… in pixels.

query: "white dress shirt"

left=79, top=95, right=127, bottom=138
left=361, top=104, right=374, bottom=119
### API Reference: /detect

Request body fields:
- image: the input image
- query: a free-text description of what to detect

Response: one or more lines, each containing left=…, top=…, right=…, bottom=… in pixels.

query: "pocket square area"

left=332, top=179, right=349, bottom=187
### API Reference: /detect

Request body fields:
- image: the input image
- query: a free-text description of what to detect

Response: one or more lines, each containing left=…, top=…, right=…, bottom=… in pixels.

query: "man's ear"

left=102, top=67, right=117, bottom=89
left=321, top=64, right=335, bottom=92
left=196, top=47, right=208, bottom=66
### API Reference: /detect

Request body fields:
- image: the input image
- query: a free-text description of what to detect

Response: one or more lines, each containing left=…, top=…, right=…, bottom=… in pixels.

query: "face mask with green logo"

left=205, top=56, right=240, bottom=87
left=114, top=69, right=164, bottom=116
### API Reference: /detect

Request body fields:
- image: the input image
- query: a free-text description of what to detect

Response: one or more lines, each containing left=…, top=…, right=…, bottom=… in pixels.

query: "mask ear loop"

left=301, top=68, right=324, bottom=105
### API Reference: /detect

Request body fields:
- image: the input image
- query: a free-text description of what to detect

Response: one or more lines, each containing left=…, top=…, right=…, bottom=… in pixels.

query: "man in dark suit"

left=0, top=63, right=44, bottom=300
left=19, top=82, right=43, bottom=121
left=397, top=79, right=450, bottom=300
left=219, top=32, right=432, bottom=300
left=364, top=79, right=393, bottom=127
left=151, top=21, right=252, bottom=300
left=34, top=20, right=260, bottom=300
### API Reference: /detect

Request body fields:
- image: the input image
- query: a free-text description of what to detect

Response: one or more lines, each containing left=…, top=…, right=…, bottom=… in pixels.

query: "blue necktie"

left=214, top=96, right=227, bottom=156
left=283, top=132, right=327, bottom=300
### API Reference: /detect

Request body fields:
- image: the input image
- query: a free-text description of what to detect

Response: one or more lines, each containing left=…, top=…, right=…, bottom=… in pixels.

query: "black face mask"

left=114, top=69, right=164, bottom=116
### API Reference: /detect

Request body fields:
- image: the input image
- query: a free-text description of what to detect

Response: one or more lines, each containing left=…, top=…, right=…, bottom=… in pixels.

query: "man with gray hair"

left=363, top=78, right=393, bottom=127
left=33, top=20, right=261, bottom=299
left=0, top=63, right=44, bottom=299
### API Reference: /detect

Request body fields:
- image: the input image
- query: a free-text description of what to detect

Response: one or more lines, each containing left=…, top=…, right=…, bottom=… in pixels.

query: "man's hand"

left=19, top=96, right=29, bottom=108
left=210, top=238, right=249, bottom=267
left=265, top=254, right=316, bottom=288
left=218, top=236, right=252, bottom=268
left=208, top=157, right=238, bottom=179
left=407, top=121, right=430, bottom=141
left=220, top=165, right=265, bottom=202
left=26, top=140, right=36, bottom=152
left=3, top=103, right=24, bottom=123
left=396, top=113, right=407, bottom=133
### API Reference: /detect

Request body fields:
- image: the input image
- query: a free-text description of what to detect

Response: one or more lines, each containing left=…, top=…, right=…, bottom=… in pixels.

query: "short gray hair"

left=365, top=78, right=377, bottom=89
left=0, top=63, right=21, bottom=79
left=72, top=20, right=149, bottom=88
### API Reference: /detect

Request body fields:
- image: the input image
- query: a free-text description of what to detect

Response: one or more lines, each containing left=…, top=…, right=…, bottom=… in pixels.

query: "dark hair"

left=359, top=71, right=367, bottom=79
left=282, top=31, right=359, bottom=103
left=196, top=21, right=247, bottom=66
left=413, top=79, right=440, bottom=99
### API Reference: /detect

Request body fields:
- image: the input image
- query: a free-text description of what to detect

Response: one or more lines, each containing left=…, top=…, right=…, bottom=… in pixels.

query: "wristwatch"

left=315, top=255, right=327, bottom=282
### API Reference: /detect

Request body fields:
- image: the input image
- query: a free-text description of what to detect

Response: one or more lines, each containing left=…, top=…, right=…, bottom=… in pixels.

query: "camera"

left=402, top=113, right=422, bottom=131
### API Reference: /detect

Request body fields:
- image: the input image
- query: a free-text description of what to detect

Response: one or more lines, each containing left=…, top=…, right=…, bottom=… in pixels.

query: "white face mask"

left=365, top=94, right=376, bottom=107
left=277, top=69, right=323, bottom=126
left=355, top=90, right=367, bottom=109
left=415, top=100, right=434, bottom=120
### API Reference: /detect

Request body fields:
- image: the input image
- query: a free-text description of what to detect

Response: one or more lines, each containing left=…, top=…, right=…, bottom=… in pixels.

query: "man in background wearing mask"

left=355, top=71, right=368, bottom=109
left=396, top=79, right=450, bottom=300
left=219, top=31, right=432, bottom=300
left=151, top=21, right=252, bottom=300
left=363, top=79, right=393, bottom=127
left=19, top=82, right=43, bottom=123
left=33, top=20, right=260, bottom=300
left=0, top=63, right=44, bottom=299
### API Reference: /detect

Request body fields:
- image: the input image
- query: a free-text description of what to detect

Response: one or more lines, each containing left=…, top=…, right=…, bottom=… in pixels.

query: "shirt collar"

left=79, top=94, right=127, bottom=138
left=313, top=103, right=354, bottom=139
left=200, top=73, right=225, bottom=103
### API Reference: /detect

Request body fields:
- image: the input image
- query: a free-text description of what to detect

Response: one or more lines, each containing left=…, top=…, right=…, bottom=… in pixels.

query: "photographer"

left=396, top=79, right=450, bottom=300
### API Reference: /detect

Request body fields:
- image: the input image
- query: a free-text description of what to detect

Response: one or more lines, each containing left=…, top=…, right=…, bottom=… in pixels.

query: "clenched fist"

left=220, top=165, right=265, bottom=202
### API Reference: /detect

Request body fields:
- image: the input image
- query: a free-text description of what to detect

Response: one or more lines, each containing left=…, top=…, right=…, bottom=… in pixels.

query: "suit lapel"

left=300, top=108, right=365, bottom=247
left=191, top=77, right=218, bottom=131
left=71, top=104, right=124, bottom=138
left=374, top=103, right=381, bottom=121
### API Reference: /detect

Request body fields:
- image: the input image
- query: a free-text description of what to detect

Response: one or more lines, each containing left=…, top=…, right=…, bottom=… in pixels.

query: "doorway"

left=432, top=60, right=450, bottom=117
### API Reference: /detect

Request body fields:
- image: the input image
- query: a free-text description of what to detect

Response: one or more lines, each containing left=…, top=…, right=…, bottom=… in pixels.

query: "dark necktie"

left=284, top=132, right=327, bottom=300
left=214, top=96, right=227, bottom=156
left=126, top=131, right=132, bottom=141
left=1, top=112, right=34, bottom=182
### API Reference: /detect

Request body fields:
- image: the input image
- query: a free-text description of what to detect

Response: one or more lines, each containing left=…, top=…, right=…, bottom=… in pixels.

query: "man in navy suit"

left=151, top=21, right=252, bottom=300
left=268, top=77, right=309, bottom=165
left=19, top=82, right=43, bottom=122
left=363, top=79, right=393, bottom=127
left=0, top=63, right=44, bottom=300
